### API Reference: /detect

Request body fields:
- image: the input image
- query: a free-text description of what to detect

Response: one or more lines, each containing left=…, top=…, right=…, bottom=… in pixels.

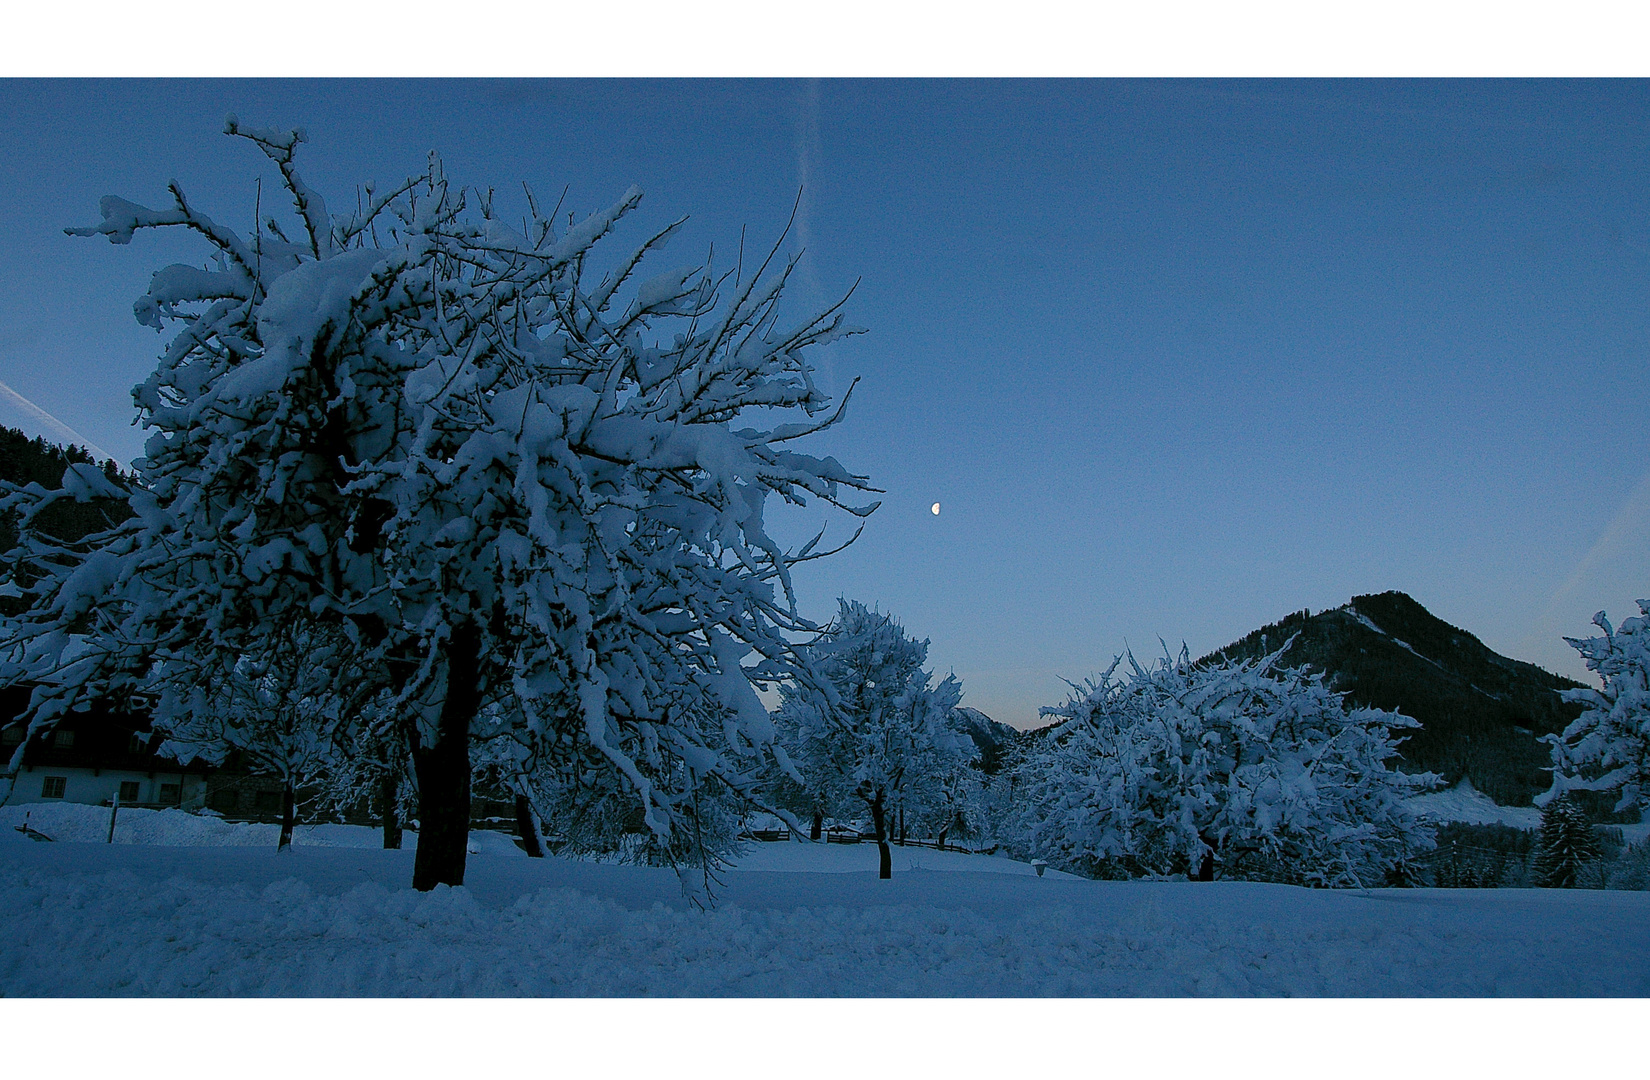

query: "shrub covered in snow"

left=1540, top=602, right=1650, bottom=818
left=1007, top=643, right=1437, bottom=887
left=0, top=121, right=874, bottom=893
left=1603, top=834, right=1650, bottom=890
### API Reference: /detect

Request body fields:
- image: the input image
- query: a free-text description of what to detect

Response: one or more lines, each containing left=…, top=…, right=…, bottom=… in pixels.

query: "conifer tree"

left=1532, top=794, right=1601, bottom=888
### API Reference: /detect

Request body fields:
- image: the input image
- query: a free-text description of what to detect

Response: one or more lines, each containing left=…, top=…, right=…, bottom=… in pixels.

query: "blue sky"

left=1, top=79, right=1647, bottom=726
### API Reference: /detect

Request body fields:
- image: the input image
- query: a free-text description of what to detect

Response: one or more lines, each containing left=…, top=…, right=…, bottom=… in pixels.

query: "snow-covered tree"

left=0, top=120, right=874, bottom=892
left=1539, top=603, right=1650, bottom=818
left=1008, top=643, right=1436, bottom=887
left=1532, top=794, right=1602, bottom=888
left=302, top=686, right=414, bottom=849
left=914, top=746, right=985, bottom=851
left=773, top=599, right=975, bottom=878
left=153, top=619, right=374, bottom=850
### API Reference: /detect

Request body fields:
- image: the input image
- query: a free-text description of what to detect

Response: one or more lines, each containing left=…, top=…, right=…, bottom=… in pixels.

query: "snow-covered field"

left=1407, top=777, right=1544, bottom=830
left=1407, top=777, right=1650, bottom=844
left=3, top=804, right=1649, bottom=996
left=0, top=801, right=528, bottom=854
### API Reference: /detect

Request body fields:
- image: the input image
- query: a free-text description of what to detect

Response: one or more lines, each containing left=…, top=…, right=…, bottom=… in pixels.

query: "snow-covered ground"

left=3, top=808, right=1649, bottom=995
left=1406, top=778, right=1650, bottom=845
left=1406, top=778, right=1543, bottom=829
left=0, top=803, right=1071, bottom=873
left=0, top=801, right=527, bottom=855
left=727, top=836, right=1081, bottom=877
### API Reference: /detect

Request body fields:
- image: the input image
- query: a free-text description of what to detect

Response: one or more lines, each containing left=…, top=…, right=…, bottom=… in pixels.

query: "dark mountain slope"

left=1200, top=591, right=1585, bottom=807
left=951, top=707, right=1021, bottom=775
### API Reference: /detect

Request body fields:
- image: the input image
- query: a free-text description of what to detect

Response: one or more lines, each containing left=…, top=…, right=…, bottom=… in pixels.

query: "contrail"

left=793, top=77, right=822, bottom=294
left=792, top=78, right=836, bottom=396
left=1525, top=469, right=1650, bottom=657
left=0, top=379, right=117, bottom=464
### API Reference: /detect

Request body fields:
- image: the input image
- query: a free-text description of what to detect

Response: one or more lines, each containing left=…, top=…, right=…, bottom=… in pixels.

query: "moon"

left=930, top=502, right=941, bottom=516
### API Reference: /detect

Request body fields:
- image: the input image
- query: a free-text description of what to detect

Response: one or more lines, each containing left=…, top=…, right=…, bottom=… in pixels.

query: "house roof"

left=1, top=687, right=209, bottom=774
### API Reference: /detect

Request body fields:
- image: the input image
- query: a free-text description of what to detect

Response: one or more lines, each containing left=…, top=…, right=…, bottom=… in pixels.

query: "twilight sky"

left=1, top=79, right=1647, bottom=727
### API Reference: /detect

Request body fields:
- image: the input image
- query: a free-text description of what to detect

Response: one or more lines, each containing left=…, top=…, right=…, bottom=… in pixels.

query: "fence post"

left=107, top=787, right=120, bottom=844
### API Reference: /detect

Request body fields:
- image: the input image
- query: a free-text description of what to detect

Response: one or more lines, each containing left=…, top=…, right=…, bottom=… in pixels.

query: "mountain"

left=951, top=707, right=1022, bottom=775
left=1199, top=591, right=1587, bottom=809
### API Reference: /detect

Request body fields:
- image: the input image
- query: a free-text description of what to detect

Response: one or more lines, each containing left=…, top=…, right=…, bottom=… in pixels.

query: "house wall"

left=7, top=766, right=208, bottom=808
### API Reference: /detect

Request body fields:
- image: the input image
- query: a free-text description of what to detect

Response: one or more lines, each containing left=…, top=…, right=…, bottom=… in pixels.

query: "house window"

left=52, top=730, right=75, bottom=750
left=254, top=790, right=282, bottom=813
left=158, top=783, right=181, bottom=805
left=1, top=726, right=20, bottom=747
left=208, top=789, right=239, bottom=813
left=41, top=776, right=66, bottom=799
left=118, top=781, right=141, bottom=803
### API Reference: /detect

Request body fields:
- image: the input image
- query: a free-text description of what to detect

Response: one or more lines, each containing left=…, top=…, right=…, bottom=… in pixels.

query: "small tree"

left=0, top=121, right=874, bottom=893
left=1532, top=794, right=1601, bottom=888
left=152, top=620, right=370, bottom=850
left=774, top=600, right=975, bottom=878
left=917, top=750, right=984, bottom=851
left=1540, top=603, right=1650, bottom=819
left=315, top=705, right=414, bottom=849
left=1010, top=642, right=1437, bottom=886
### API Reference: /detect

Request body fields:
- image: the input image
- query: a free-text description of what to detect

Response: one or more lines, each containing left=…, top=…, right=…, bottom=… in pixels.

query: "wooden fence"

left=740, top=828, right=985, bottom=853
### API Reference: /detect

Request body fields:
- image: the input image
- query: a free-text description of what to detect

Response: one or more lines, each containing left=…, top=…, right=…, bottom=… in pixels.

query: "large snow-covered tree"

left=773, top=599, right=975, bottom=878
left=1539, top=603, right=1650, bottom=817
left=0, top=120, right=875, bottom=892
left=1008, top=643, right=1436, bottom=887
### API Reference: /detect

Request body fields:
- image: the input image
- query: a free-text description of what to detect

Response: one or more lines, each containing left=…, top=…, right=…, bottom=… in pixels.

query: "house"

left=0, top=688, right=211, bottom=810
left=1, top=688, right=520, bottom=830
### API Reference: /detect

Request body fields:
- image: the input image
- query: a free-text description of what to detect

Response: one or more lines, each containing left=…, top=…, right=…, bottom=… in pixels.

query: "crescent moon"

left=931, top=502, right=941, bottom=516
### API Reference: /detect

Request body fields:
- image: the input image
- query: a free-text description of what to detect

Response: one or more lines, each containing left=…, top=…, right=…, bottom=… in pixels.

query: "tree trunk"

left=515, top=793, right=544, bottom=858
left=278, top=780, right=296, bottom=851
left=1194, top=837, right=1215, bottom=882
left=380, top=769, right=403, bottom=850
left=870, top=790, right=892, bottom=879
left=411, top=622, right=481, bottom=891
left=810, top=810, right=823, bottom=842
left=937, top=828, right=947, bottom=852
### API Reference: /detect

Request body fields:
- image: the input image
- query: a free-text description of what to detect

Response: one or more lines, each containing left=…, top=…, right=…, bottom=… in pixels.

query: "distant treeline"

left=0, top=426, right=132, bottom=552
